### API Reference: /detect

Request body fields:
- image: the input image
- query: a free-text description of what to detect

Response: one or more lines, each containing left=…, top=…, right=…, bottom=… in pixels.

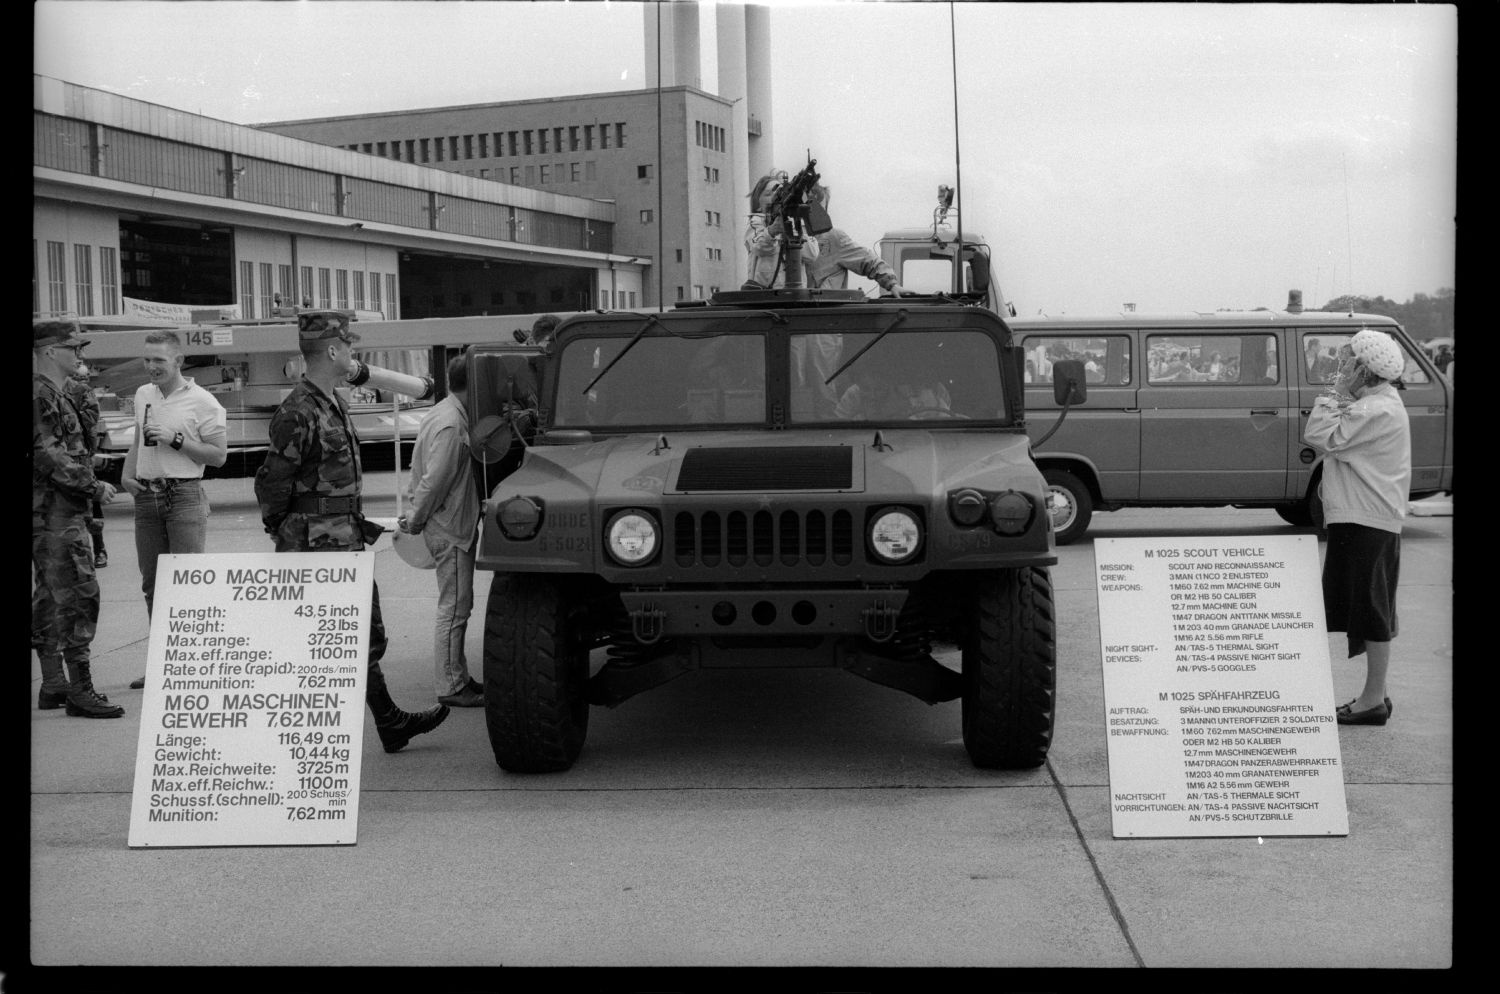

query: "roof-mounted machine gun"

left=763, top=154, right=832, bottom=289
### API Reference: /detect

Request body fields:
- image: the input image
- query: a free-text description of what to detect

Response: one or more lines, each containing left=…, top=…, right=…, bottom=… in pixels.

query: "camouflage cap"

left=297, top=310, right=359, bottom=344
left=33, top=318, right=90, bottom=350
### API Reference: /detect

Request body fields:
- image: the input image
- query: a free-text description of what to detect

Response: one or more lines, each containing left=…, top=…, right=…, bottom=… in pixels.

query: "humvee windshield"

left=550, top=328, right=1007, bottom=427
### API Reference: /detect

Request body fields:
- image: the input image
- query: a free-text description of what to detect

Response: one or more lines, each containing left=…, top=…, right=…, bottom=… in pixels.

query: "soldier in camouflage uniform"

left=32, top=319, right=123, bottom=717
left=254, top=311, right=449, bottom=752
left=66, top=362, right=110, bottom=568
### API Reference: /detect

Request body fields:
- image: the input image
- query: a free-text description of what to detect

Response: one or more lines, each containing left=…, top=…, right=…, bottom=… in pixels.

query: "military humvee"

left=466, top=286, right=1075, bottom=773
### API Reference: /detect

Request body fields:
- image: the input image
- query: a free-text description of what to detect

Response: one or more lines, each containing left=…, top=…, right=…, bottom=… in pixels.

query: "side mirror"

left=1051, top=359, right=1087, bottom=406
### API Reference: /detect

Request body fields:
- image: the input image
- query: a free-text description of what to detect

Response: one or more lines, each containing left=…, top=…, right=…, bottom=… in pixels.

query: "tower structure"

left=647, top=2, right=773, bottom=286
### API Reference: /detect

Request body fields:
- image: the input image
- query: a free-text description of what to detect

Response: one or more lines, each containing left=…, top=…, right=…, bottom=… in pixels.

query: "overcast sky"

left=34, top=1, right=1456, bottom=314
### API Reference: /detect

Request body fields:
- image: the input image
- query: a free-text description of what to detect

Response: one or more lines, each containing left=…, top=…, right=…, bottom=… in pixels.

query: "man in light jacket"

left=1304, top=329, right=1411, bottom=727
left=400, top=353, right=484, bottom=707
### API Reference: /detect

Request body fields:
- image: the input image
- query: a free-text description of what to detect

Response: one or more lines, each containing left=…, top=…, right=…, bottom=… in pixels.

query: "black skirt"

left=1322, top=522, right=1401, bottom=657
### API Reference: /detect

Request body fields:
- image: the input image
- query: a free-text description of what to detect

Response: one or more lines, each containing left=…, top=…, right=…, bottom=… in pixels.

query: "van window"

left=1298, top=330, right=1430, bottom=385
left=1021, top=336, right=1131, bottom=385
left=1146, top=334, right=1278, bottom=384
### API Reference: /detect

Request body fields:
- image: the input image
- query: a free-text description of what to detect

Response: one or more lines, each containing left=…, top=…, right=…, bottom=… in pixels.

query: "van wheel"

left=483, top=574, right=590, bottom=773
left=1275, top=501, right=1314, bottom=527
left=1043, top=469, right=1092, bottom=545
left=962, top=569, right=1057, bottom=769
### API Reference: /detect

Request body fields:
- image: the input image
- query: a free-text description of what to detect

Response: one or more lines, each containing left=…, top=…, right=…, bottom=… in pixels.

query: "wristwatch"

left=170, top=431, right=185, bottom=450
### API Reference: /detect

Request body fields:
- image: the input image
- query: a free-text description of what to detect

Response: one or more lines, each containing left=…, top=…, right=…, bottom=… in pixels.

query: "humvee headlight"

left=948, top=488, right=989, bottom=527
left=606, top=510, right=658, bottom=565
left=497, top=496, right=543, bottom=539
left=869, top=508, right=921, bottom=564
left=989, top=491, right=1033, bottom=535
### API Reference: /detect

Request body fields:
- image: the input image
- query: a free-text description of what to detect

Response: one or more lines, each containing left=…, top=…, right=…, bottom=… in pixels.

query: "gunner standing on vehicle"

left=254, top=311, right=450, bottom=752
left=803, top=184, right=904, bottom=296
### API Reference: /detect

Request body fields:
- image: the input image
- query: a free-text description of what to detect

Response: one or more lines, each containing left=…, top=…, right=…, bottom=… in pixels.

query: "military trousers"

left=32, top=512, right=100, bottom=669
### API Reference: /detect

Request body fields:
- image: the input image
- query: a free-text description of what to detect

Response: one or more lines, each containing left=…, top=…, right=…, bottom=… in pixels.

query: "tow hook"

left=629, top=603, right=667, bottom=645
left=861, top=602, right=901, bottom=643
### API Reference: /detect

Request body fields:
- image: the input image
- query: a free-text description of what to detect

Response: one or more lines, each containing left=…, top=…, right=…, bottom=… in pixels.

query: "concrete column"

left=717, top=3, right=751, bottom=279
left=644, top=1, right=701, bottom=89
left=744, top=3, right=773, bottom=181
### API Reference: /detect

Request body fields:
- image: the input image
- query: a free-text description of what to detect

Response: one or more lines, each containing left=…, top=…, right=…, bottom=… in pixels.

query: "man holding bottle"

left=121, top=329, right=229, bottom=690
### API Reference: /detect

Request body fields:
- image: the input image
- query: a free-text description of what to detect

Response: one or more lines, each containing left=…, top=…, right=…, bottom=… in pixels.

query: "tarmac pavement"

left=27, top=472, right=1454, bottom=972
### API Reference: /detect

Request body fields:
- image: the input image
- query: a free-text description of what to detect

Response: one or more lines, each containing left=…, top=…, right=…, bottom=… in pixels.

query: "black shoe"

left=94, top=551, right=108, bottom=569
left=38, top=688, right=68, bottom=711
left=376, top=704, right=450, bottom=753
left=437, top=688, right=484, bottom=708
left=465, top=677, right=484, bottom=696
left=1385, top=697, right=1393, bottom=718
left=65, top=691, right=125, bottom=719
left=1336, top=700, right=1389, bottom=726
left=129, top=676, right=146, bottom=690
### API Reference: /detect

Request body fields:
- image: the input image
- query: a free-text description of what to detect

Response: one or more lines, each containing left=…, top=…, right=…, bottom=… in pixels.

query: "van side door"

left=1137, top=330, right=1293, bottom=500
left=1022, top=331, right=1141, bottom=500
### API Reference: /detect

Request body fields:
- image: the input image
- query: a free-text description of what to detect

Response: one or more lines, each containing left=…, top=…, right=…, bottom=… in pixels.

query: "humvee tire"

left=961, top=568, right=1057, bottom=769
left=483, top=574, right=590, bottom=773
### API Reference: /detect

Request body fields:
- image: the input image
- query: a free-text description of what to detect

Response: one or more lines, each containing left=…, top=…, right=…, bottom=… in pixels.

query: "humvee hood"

left=518, top=429, right=1039, bottom=500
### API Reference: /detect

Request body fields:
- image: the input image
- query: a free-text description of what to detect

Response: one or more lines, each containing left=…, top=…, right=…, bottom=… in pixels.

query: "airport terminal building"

left=32, top=6, right=774, bottom=325
left=34, top=73, right=649, bottom=325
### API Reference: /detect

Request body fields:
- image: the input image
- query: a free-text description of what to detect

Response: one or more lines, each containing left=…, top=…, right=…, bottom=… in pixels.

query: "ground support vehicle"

left=468, top=289, right=1061, bottom=773
left=1009, top=309, right=1454, bottom=543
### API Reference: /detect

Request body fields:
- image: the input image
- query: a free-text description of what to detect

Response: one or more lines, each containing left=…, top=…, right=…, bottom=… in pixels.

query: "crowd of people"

left=32, top=313, right=469, bottom=754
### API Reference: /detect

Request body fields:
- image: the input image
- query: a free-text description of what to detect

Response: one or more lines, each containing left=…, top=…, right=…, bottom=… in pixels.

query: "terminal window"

left=101, top=247, right=120, bottom=315
left=73, top=244, right=93, bottom=316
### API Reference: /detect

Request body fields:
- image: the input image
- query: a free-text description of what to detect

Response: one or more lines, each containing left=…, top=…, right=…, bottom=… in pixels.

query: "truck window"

left=1021, top=336, right=1131, bottom=385
left=552, top=333, right=767, bottom=426
left=790, top=330, right=1005, bottom=423
left=1146, top=334, right=1278, bottom=384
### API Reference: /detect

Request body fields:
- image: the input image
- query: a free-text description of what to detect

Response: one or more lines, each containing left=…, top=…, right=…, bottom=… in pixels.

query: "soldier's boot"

left=366, top=661, right=449, bottom=754
left=66, top=646, right=111, bottom=703
left=37, top=650, right=69, bottom=710
left=64, top=650, right=125, bottom=719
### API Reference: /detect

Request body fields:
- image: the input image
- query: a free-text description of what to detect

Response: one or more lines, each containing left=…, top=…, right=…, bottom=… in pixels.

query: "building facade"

left=33, top=75, right=644, bottom=324
left=258, top=85, right=742, bottom=306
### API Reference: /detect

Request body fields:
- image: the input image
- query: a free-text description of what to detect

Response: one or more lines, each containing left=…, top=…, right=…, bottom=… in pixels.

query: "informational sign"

left=1095, top=536, right=1349, bottom=838
left=128, top=552, right=372, bottom=848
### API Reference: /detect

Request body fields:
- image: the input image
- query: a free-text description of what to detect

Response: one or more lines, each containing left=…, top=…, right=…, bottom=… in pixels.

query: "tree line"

left=1318, top=288, right=1454, bottom=342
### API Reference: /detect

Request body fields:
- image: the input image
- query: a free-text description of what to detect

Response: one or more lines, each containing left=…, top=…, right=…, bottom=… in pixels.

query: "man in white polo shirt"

left=121, top=329, right=228, bottom=690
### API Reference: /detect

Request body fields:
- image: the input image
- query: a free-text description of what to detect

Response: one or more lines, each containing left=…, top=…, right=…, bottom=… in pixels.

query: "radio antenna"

left=949, top=1, right=963, bottom=295
left=1342, top=152, right=1354, bottom=308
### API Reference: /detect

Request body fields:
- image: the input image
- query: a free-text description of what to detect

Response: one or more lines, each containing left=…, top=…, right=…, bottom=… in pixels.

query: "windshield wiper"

left=823, top=308, right=908, bottom=385
left=582, top=313, right=665, bottom=394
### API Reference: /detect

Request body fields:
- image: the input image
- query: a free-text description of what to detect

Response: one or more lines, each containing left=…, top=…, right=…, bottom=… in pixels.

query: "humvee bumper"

left=618, top=588, right=911, bottom=643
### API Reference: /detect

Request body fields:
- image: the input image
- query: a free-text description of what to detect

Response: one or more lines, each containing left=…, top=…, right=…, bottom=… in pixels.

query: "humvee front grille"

left=673, top=509, right=855, bottom=568
left=675, top=446, right=852, bottom=491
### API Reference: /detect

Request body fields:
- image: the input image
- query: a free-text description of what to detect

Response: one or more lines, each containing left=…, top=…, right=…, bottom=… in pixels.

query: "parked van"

left=1013, top=305, right=1454, bottom=543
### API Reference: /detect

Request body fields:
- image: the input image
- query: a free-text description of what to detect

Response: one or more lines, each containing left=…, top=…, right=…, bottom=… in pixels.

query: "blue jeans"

left=426, top=531, right=476, bottom=696
left=133, top=479, right=208, bottom=617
